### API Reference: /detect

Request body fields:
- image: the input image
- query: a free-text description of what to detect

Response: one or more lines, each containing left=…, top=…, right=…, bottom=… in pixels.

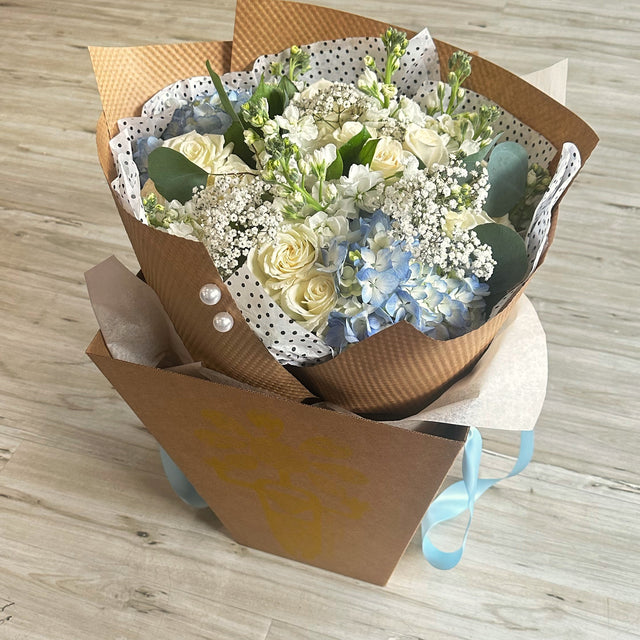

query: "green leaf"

left=358, top=138, right=380, bottom=167
left=473, top=222, right=528, bottom=295
left=147, top=147, right=208, bottom=204
left=247, top=75, right=286, bottom=118
left=278, top=75, right=298, bottom=101
left=484, top=141, right=529, bottom=218
left=224, top=121, right=256, bottom=168
left=266, top=87, right=286, bottom=117
left=462, top=132, right=503, bottom=173
left=205, top=61, right=242, bottom=126
left=326, top=151, right=343, bottom=181
left=337, top=126, right=371, bottom=174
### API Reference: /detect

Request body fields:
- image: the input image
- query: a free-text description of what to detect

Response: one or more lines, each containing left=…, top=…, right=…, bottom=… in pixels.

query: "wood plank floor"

left=1, top=0, right=638, bottom=637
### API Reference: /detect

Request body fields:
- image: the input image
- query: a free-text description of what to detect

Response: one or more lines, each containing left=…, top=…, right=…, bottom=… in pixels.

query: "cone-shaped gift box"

left=88, top=0, right=597, bottom=582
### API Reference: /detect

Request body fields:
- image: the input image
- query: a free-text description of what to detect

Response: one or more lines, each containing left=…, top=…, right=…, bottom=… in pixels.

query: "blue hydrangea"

left=323, top=209, right=490, bottom=353
left=161, top=89, right=250, bottom=139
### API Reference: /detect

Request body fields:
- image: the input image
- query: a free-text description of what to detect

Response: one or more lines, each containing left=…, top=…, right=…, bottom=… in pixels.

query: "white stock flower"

left=163, top=131, right=250, bottom=174
left=339, top=164, right=384, bottom=197
left=310, top=143, right=337, bottom=173
left=357, top=68, right=380, bottom=93
left=167, top=221, right=199, bottom=241
left=397, top=96, right=427, bottom=127
left=278, top=269, right=337, bottom=333
left=403, top=123, right=450, bottom=169
left=248, top=223, right=319, bottom=290
left=306, top=211, right=350, bottom=246
left=370, top=137, right=409, bottom=178
left=274, top=104, right=318, bottom=150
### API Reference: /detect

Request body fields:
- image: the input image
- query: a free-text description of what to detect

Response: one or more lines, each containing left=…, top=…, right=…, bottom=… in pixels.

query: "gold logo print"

left=195, top=409, right=370, bottom=560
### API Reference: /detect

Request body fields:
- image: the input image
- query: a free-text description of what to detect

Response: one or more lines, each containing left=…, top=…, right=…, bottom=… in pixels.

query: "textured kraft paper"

left=90, top=0, right=598, bottom=417
left=86, top=328, right=466, bottom=585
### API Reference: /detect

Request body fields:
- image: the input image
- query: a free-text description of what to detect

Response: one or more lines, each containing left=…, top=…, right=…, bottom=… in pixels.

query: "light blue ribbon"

left=421, top=427, right=535, bottom=570
left=159, top=447, right=208, bottom=509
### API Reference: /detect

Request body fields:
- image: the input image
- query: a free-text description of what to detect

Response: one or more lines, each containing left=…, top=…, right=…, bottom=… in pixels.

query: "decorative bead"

left=213, top=311, right=234, bottom=333
left=199, top=283, right=221, bottom=306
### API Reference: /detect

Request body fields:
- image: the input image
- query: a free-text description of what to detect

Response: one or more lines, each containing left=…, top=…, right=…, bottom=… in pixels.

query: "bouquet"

left=98, top=13, right=595, bottom=418
left=137, top=34, right=543, bottom=357
left=87, top=0, right=597, bottom=584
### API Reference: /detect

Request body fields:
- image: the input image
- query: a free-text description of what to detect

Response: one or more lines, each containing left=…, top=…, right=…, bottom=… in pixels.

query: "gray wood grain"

left=0, top=0, right=638, bottom=638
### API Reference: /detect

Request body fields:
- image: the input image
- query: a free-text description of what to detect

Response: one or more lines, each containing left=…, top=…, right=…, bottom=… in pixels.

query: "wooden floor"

left=1, top=0, right=639, bottom=637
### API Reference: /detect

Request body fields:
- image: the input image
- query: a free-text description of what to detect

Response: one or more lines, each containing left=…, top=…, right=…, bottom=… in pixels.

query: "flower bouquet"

left=87, top=0, right=597, bottom=584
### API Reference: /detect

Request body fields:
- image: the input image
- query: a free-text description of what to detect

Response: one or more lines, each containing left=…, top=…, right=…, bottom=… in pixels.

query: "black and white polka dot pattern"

left=225, top=265, right=334, bottom=366
left=526, top=142, right=581, bottom=271
left=110, top=129, right=145, bottom=220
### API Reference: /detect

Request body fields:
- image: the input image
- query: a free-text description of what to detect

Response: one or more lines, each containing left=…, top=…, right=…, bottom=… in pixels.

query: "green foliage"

left=337, top=126, right=372, bottom=175
left=147, top=147, right=208, bottom=204
left=358, top=138, right=380, bottom=167
left=474, top=222, right=528, bottom=297
left=484, top=142, right=529, bottom=218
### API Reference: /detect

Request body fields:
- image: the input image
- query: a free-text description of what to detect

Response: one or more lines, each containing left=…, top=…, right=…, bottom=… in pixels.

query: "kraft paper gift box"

left=86, top=0, right=598, bottom=585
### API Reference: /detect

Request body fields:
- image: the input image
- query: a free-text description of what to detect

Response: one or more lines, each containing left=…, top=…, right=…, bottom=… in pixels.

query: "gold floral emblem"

left=196, top=409, right=369, bottom=560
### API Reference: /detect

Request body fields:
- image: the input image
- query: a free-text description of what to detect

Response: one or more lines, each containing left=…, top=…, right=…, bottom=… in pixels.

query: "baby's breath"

left=382, top=162, right=495, bottom=279
left=189, top=175, right=282, bottom=279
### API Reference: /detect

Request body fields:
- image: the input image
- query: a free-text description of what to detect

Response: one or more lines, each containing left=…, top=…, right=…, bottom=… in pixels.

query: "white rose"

left=278, top=270, right=337, bottom=333
left=443, top=208, right=495, bottom=236
left=163, top=131, right=250, bottom=174
left=370, top=137, right=408, bottom=179
left=248, top=223, right=319, bottom=290
left=332, top=121, right=367, bottom=147
left=403, top=123, right=450, bottom=169
left=298, top=79, right=334, bottom=101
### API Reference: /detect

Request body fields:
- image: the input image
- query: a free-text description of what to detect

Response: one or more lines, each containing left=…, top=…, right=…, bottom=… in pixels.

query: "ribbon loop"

left=421, top=428, right=535, bottom=570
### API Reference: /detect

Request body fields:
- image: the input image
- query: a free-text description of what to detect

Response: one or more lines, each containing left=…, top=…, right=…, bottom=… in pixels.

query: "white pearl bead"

left=199, top=283, right=221, bottom=306
left=212, top=311, right=234, bottom=333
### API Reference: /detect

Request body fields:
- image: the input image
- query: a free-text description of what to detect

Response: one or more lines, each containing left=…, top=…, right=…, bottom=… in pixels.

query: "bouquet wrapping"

left=87, top=0, right=597, bottom=584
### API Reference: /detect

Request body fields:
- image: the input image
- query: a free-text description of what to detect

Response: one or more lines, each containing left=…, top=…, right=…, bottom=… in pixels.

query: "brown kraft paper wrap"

left=85, top=255, right=467, bottom=585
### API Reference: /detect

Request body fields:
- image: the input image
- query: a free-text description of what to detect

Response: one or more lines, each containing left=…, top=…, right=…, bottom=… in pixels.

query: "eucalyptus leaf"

left=484, top=141, right=528, bottom=218
left=474, top=222, right=528, bottom=296
left=338, top=126, right=371, bottom=174
left=462, top=132, right=504, bottom=173
left=359, top=138, right=380, bottom=167
left=147, top=147, right=208, bottom=204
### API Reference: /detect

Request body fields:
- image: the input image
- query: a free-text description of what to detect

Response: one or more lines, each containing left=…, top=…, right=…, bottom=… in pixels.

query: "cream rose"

left=299, top=78, right=334, bottom=101
left=248, top=223, right=319, bottom=291
left=163, top=131, right=250, bottom=174
left=278, top=270, right=337, bottom=333
left=403, top=123, right=450, bottom=169
left=332, top=121, right=367, bottom=147
left=370, top=137, right=407, bottom=179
